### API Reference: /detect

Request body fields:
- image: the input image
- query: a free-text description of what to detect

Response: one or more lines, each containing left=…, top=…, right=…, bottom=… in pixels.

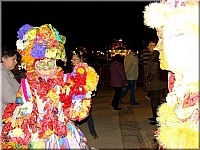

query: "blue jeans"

left=119, top=80, right=137, bottom=104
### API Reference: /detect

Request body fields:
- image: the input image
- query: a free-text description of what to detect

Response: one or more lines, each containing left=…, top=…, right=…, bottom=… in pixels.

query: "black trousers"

left=74, top=105, right=97, bottom=135
left=87, top=110, right=96, bottom=135
left=111, top=86, right=123, bottom=108
left=149, top=90, right=162, bottom=121
left=162, top=88, right=168, bottom=98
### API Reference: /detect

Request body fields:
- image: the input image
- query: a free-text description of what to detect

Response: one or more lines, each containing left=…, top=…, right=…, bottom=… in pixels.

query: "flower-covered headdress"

left=16, top=24, right=66, bottom=71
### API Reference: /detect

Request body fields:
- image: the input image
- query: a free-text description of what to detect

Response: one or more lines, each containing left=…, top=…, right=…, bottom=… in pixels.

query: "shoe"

left=119, top=100, right=123, bottom=104
left=150, top=121, right=158, bottom=125
left=146, top=95, right=151, bottom=100
left=114, top=107, right=122, bottom=110
left=130, top=102, right=139, bottom=105
left=148, top=117, right=156, bottom=121
left=92, top=133, right=99, bottom=139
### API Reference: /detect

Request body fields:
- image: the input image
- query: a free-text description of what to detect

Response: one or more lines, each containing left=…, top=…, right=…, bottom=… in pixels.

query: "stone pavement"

left=78, top=86, right=159, bottom=150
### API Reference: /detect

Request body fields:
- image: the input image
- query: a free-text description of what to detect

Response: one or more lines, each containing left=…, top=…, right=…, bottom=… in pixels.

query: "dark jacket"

left=110, top=61, right=127, bottom=87
left=144, top=50, right=167, bottom=91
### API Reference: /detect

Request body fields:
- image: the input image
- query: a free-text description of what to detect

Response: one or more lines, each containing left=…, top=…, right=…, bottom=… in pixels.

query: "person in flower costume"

left=143, top=0, right=199, bottom=149
left=1, top=24, right=99, bottom=149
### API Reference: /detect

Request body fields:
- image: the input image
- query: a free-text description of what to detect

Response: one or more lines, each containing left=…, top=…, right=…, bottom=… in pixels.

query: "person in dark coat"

left=139, top=46, right=151, bottom=99
left=144, top=40, right=167, bottom=125
left=110, top=54, right=127, bottom=110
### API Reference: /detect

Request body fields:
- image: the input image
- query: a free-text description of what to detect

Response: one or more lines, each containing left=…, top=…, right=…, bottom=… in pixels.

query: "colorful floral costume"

left=143, top=0, right=199, bottom=149
left=1, top=24, right=99, bottom=149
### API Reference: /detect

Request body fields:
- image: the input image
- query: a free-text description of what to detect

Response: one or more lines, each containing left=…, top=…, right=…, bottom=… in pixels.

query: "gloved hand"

left=19, top=69, right=27, bottom=79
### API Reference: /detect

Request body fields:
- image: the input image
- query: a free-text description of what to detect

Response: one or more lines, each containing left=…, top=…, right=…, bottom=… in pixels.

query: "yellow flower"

left=77, top=67, right=85, bottom=74
left=31, top=131, right=38, bottom=142
left=47, top=90, right=58, bottom=102
left=32, top=141, right=46, bottom=149
left=187, top=82, right=199, bottom=93
left=11, top=127, right=24, bottom=138
left=26, top=28, right=37, bottom=41
left=84, top=66, right=99, bottom=91
left=46, top=90, right=59, bottom=107
left=85, top=91, right=92, bottom=99
left=44, top=129, right=55, bottom=138
left=45, top=48, right=57, bottom=58
left=2, top=117, right=11, bottom=123
left=9, top=142, right=16, bottom=148
left=62, top=85, right=70, bottom=95
left=73, top=99, right=91, bottom=120
left=22, top=55, right=34, bottom=64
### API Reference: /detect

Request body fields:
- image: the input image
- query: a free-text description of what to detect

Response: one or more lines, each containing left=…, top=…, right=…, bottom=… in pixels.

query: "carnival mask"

left=35, top=58, right=56, bottom=76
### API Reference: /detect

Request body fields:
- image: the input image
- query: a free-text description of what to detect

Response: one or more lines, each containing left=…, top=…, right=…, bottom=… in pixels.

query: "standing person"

left=0, top=49, right=20, bottom=132
left=71, top=53, right=99, bottom=139
left=119, top=50, right=139, bottom=105
left=139, top=45, right=152, bottom=100
left=110, top=54, right=127, bottom=110
left=145, top=40, right=167, bottom=125
left=1, top=24, right=99, bottom=149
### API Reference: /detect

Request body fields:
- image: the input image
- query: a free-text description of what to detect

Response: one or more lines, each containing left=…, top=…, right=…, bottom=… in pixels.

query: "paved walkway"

left=78, top=86, right=159, bottom=149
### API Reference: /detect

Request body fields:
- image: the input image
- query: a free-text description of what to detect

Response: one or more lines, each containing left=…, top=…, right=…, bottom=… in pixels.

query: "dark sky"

left=2, top=1, right=157, bottom=50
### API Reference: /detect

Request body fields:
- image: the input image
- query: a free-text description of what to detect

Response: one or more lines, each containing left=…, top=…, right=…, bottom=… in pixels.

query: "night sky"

left=2, top=1, right=157, bottom=51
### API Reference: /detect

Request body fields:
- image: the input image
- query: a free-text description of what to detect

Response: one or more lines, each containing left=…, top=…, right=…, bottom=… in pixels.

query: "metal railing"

left=90, top=63, right=144, bottom=87
left=101, top=64, right=111, bottom=87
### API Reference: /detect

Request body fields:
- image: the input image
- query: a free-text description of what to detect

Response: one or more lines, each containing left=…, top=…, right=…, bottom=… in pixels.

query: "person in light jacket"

left=119, top=50, right=139, bottom=105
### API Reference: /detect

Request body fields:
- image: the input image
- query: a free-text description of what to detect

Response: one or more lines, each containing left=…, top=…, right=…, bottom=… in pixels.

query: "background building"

left=109, top=38, right=132, bottom=57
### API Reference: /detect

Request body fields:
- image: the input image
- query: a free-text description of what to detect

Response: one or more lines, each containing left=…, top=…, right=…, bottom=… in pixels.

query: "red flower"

left=2, top=122, right=13, bottom=133
left=2, top=103, right=19, bottom=119
left=26, top=68, right=65, bottom=100
left=59, top=91, right=72, bottom=109
left=54, top=121, right=67, bottom=137
left=183, top=92, right=200, bottom=108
